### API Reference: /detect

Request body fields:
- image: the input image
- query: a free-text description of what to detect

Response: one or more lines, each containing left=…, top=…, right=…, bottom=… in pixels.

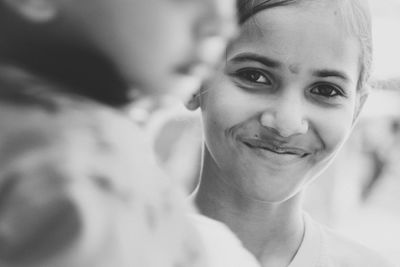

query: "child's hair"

left=0, top=4, right=130, bottom=107
left=236, top=0, right=373, bottom=92
left=0, top=67, right=95, bottom=112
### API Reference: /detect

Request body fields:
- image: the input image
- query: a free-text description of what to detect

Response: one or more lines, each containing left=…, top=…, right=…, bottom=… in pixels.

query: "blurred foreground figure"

left=0, top=72, right=260, bottom=267
left=0, top=73, right=208, bottom=267
left=0, top=0, right=237, bottom=105
left=0, top=1, right=261, bottom=266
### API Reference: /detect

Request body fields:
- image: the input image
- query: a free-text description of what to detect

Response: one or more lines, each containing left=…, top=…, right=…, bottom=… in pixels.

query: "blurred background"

left=147, top=0, right=400, bottom=264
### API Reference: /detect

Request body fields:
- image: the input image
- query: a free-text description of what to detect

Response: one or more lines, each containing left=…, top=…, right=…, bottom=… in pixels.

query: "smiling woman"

left=186, top=0, right=394, bottom=266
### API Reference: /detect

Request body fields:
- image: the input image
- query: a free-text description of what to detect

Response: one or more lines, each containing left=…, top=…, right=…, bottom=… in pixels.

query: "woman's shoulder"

left=312, top=218, right=395, bottom=267
left=188, top=213, right=261, bottom=267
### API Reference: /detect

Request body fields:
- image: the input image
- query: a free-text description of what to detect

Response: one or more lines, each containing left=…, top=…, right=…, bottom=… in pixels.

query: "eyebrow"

left=229, top=53, right=282, bottom=68
left=312, top=69, right=351, bottom=83
left=230, top=53, right=352, bottom=83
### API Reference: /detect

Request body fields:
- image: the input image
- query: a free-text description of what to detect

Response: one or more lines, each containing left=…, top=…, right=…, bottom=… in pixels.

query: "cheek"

left=201, top=84, right=240, bottom=154
left=201, top=104, right=227, bottom=149
left=201, top=77, right=261, bottom=123
left=315, top=107, right=355, bottom=154
left=201, top=91, right=243, bottom=141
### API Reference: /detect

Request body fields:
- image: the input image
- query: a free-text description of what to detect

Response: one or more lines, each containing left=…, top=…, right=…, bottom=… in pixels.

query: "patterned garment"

left=0, top=78, right=207, bottom=267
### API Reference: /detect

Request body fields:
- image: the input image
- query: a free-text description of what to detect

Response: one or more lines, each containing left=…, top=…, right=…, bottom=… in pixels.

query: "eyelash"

left=233, top=69, right=273, bottom=86
left=309, top=83, right=346, bottom=98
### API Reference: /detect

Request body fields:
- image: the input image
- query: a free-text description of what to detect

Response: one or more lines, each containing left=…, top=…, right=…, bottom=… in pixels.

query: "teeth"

left=263, top=145, right=287, bottom=154
left=262, top=145, right=297, bottom=155
left=260, top=146, right=284, bottom=154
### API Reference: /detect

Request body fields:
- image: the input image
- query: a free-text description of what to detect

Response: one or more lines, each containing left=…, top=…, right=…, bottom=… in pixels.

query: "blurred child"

left=0, top=70, right=205, bottom=267
left=0, top=0, right=237, bottom=106
left=0, top=1, right=262, bottom=266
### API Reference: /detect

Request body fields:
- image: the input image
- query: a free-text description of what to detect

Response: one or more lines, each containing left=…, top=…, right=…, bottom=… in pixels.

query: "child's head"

left=0, top=0, right=237, bottom=106
left=0, top=71, right=207, bottom=266
left=188, top=0, right=372, bottom=202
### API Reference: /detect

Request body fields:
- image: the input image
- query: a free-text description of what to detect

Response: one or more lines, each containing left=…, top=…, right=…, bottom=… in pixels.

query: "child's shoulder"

left=316, top=221, right=395, bottom=267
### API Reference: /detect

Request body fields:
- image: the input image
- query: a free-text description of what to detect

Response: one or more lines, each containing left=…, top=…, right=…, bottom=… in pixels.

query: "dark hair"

left=237, top=0, right=295, bottom=24
left=0, top=4, right=130, bottom=108
left=1, top=45, right=130, bottom=107
left=0, top=66, right=91, bottom=113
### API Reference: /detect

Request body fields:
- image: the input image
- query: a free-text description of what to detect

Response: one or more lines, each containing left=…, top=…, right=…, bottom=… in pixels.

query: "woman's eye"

left=310, top=84, right=344, bottom=98
left=236, top=69, right=272, bottom=85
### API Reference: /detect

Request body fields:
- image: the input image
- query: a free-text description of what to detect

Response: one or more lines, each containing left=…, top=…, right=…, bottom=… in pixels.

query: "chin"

left=233, top=170, right=307, bottom=203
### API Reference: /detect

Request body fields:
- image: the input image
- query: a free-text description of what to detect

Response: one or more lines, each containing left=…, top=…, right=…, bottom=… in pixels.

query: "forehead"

left=229, top=4, right=360, bottom=80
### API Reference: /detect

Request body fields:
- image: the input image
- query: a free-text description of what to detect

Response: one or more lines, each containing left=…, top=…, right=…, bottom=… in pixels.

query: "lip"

left=240, top=138, right=310, bottom=158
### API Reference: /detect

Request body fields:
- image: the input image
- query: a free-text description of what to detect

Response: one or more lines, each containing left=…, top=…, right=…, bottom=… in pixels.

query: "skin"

left=0, top=0, right=237, bottom=102
left=190, top=2, right=366, bottom=266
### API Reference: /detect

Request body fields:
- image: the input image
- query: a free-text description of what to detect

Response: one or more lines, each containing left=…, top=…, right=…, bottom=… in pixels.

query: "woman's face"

left=199, top=4, right=364, bottom=202
left=61, top=0, right=237, bottom=101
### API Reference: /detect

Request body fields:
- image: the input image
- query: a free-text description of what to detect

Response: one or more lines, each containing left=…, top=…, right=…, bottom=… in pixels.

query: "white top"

left=190, top=214, right=261, bottom=267
left=289, top=214, right=395, bottom=267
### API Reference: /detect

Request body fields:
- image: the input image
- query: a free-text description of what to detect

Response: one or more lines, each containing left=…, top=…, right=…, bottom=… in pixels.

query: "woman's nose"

left=260, top=96, right=309, bottom=138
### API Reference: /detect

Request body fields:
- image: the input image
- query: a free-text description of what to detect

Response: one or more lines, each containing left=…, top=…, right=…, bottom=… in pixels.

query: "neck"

left=193, top=148, right=305, bottom=266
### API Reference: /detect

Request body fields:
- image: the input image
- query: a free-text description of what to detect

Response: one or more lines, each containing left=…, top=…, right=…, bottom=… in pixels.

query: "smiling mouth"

left=241, top=139, right=310, bottom=158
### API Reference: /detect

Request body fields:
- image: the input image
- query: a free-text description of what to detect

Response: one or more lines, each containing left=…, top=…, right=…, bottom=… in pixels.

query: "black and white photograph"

left=0, top=0, right=399, bottom=266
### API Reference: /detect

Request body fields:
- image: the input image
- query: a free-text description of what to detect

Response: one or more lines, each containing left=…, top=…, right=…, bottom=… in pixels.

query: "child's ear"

left=2, top=0, right=58, bottom=22
left=185, top=91, right=201, bottom=111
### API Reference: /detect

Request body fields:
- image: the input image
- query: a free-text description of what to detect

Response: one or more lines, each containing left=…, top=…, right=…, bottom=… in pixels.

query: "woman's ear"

left=185, top=91, right=201, bottom=111
left=2, top=0, right=59, bottom=22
